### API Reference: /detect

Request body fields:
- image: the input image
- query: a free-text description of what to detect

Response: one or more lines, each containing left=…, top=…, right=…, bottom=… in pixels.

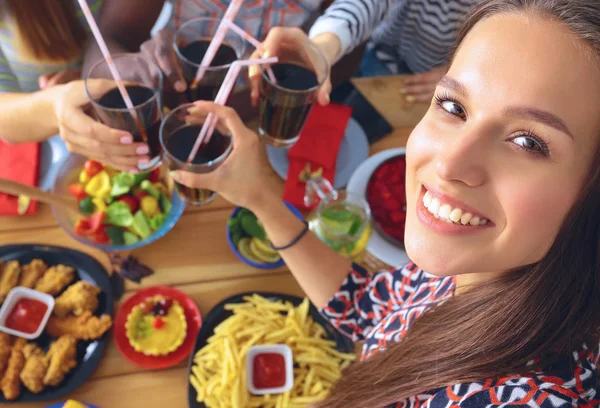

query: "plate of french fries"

left=187, top=292, right=356, bottom=408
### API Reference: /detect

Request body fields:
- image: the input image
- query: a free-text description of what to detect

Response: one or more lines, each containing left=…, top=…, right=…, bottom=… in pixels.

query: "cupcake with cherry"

left=125, top=296, right=187, bottom=356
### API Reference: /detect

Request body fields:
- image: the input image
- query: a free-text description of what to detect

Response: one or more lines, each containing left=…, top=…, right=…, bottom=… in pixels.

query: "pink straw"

left=191, top=0, right=244, bottom=88
left=186, top=57, right=279, bottom=163
left=77, top=0, right=137, bottom=115
left=222, top=20, right=278, bottom=84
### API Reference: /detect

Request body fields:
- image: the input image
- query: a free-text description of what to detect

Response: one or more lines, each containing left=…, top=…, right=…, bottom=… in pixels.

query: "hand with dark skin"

left=82, top=0, right=166, bottom=76
left=82, top=0, right=187, bottom=96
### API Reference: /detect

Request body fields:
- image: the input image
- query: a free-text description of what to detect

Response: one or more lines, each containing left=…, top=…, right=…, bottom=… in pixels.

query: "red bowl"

left=114, top=286, right=202, bottom=370
left=366, top=155, right=407, bottom=246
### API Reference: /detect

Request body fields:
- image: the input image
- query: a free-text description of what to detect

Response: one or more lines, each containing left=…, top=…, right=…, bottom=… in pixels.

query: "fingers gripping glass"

left=160, top=103, right=233, bottom=206
left=258, top=39, right=329, bottom=148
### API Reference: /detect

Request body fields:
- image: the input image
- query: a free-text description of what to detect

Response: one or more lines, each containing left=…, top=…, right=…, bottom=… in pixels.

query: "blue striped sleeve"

left=0, top=48, right=21, bottom=93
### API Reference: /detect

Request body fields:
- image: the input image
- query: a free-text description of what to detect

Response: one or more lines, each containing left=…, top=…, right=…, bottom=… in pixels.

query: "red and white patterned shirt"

left=321, top=262, right=600, bottom=407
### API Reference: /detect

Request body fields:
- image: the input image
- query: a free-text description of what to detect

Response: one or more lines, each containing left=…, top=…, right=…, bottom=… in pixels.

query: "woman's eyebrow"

left=438, top=75, right=574, bottom=139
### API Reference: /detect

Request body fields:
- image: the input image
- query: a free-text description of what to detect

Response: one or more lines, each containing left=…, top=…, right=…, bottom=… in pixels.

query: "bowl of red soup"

left=246, top=344, right=294, bottom=395
left=0, top=287, right=55, bottom=339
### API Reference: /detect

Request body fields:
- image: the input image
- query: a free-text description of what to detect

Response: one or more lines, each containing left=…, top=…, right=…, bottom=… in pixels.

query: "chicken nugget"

left=46, top=311, right=113, bottom=341
left=0, top=338, right=26, bottom=400
left=0, top=260, right=21, bottom=303
left=35, top=265, right=75, bottom=296
left=44, top=335, right=77, bottom=387
left=54, top=281, right=101, bottom=317
left=20, top=344, right=48, bottom=394
left=19, top=259, right=48, bottom=289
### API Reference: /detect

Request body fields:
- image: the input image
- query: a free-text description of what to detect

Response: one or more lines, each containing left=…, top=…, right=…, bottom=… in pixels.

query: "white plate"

left=347, top=148, right=410, bottom=267
left=40, top=135, right=69, bottom=191
left=266, top=117, right=369, bottom=189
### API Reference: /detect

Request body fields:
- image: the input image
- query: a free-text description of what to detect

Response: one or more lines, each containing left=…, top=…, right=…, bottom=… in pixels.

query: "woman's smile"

left=417, top=185, right=493, bottom=235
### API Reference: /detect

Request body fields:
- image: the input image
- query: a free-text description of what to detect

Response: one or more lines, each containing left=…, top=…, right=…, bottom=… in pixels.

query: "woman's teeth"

left=422, top=191, right=489, bottom=226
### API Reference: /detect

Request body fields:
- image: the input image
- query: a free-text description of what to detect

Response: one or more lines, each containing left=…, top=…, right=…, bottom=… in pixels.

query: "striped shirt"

left=309, top=0, right=476, bottom=73
left=0, top=0, right=102, bottom=93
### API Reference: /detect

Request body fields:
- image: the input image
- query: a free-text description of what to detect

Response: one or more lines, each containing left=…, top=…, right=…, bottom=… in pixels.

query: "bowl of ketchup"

left=0, top=287, right=55, bottom=339
left=246, top=344, right=293, bottom=395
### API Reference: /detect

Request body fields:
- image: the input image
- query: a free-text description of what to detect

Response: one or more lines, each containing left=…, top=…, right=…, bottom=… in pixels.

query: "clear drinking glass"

left=305, top=177, right=372, bottom=261
left=173, top=17, right=246, bottom=104
left=85, top=53, right=163, bottom=171
left=258, top=39, right=329, bottom=148
left=160, top=103, right=233, bottom=206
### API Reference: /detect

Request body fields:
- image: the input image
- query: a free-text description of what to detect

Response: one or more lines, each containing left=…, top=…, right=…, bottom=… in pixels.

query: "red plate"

left=114, top=286, right=202, bottom=370
left=366, top=155, right=407, bottom=246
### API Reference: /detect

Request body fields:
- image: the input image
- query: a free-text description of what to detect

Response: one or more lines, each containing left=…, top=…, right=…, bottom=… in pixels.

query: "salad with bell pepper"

left=68, top=160, right=173, bottom=245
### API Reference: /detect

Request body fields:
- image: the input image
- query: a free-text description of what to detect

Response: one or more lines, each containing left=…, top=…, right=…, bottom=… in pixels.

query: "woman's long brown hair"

left=319, top=1, right=600, bottom=407
left=5, top=0, right=87, bottom=63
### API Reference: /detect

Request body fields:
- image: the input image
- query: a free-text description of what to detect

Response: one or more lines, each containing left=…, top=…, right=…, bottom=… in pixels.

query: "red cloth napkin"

left=0, top=140, right=40, bottom=216
left=283, top=103, right=352, bottom=211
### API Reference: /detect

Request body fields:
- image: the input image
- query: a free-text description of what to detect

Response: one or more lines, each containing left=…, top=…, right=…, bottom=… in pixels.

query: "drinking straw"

left=222, top=20, right=277, bottom=84
left=186, top=57, right=279, bottom=163
left=191, top=0, right=244, bottom=88
left=77, top=0, right=147, bottom=141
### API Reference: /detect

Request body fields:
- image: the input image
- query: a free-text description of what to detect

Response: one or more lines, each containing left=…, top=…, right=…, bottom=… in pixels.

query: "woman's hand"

left=170, top=101, right=279, bottom=210
left=399, top=65, right=448, bottom=104
left=140, top=28, right=187, bottom=93
left=248, top=27, right=339, bottom=107
left=52, top=80, right=151, bottom=173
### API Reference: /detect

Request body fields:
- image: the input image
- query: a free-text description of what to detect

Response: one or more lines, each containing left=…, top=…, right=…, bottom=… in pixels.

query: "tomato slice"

left=84, top=160, right=104, bottom=178
left=93, top=227, right=111, bottom=244
left=68, top=184, right=87, bottom=201
left=118, top=195, right=140, bottom=214
left=74, top=212, right=106, bottom=236
left=148, top=168, right=161, bottom=183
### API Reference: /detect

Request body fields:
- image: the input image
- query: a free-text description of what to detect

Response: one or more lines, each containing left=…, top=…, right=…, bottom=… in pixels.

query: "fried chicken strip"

left=0, top=260, right=21, bottom=303
left=35, top=265, right=75, bottom=296
left=19, top=259, right=48, bottom=289
left=44, top=335, right=77, bottom=387
left=54, top=281, right=101, bottom=317
left=46, top=311, right=113, bottom=341
left=20, top=344, right=48, bottom=394
left=0, top=338, right=26, bottom=400
left=0, top=333, right=12, bottom=379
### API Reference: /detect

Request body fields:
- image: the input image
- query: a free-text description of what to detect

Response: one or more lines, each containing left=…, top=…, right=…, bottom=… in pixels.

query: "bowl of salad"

left=51, top=154, right=185, bottom=251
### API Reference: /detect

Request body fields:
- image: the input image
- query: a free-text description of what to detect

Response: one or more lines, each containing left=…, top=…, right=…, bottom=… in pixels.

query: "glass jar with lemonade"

left=305, top=177, right=372, bottom=262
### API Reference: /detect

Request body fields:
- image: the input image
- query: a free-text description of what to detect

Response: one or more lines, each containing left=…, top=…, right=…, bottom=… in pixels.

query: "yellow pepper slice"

left=84, top=170, right=111, bottom=199
left=79, top=170, right=90, bottom=184
left=92, top=197, right=107, bottom=213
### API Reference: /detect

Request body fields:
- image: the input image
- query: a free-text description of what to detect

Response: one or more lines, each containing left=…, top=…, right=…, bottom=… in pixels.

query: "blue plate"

left=45, top=403, right=99, bottom=408
left=226, top=202, right=303, bottom=269
left=266, top=117, right=369, bottom=189
left=0, top=245, right=112, bottom=404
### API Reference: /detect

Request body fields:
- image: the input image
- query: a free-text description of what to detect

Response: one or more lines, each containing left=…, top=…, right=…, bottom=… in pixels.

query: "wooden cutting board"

left=351, top=75, right=429, bottom=128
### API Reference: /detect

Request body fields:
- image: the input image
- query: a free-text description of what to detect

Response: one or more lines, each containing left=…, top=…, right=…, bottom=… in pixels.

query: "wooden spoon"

left=0, top=178, right=79, bottom=214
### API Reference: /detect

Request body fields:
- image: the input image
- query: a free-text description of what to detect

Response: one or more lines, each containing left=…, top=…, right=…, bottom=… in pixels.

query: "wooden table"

left=2, top=76, right=422, bottom=407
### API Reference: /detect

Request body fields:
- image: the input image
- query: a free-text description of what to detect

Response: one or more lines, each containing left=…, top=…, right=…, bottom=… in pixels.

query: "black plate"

left=187, top=292, right=354, bottom=408
left=0, top=244, right=112, bottom=403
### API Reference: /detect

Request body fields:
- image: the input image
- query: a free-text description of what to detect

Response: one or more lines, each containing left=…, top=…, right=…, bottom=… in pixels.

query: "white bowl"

left=247, top=344, right=294, bottom=395
left=0, top=287, right=55, bottom=339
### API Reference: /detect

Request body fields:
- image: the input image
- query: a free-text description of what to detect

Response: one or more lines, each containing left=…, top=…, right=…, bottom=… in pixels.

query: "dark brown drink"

left=179, top=40, right=238, bottom=102
left=258, top=63, right=319, bottom=145
left=164, top=125, right=231, bottom=204
left=97, top=85, right=162, bottom=157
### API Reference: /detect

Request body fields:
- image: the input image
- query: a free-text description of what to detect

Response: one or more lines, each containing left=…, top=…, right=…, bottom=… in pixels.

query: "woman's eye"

left=440, top=100, right=466, bottom=119
left=512, top=135, right=544, bottom=152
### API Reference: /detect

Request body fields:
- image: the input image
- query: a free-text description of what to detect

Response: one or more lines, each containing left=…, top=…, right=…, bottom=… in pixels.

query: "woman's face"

left=404, top=13, right=600, bottom=277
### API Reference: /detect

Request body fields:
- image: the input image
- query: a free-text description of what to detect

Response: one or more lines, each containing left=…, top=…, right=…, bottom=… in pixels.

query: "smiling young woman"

left=170, top=0, right=600, bottom=406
